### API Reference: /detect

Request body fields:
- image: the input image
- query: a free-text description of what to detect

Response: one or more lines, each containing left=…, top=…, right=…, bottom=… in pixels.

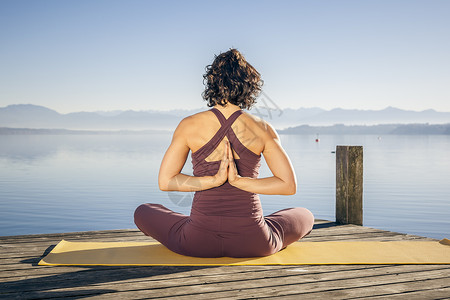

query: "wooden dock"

left=1, top=220, right=449, bottom=299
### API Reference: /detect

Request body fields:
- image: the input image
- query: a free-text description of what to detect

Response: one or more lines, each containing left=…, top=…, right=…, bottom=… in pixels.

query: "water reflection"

left=0, top=133, right=449, bottom=239
left=0, top=134, right=172, bottom=162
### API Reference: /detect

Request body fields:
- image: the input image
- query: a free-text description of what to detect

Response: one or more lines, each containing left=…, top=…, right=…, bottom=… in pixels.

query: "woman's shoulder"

left=181, top=109, right=212, bottom=123
left=175, top=109, right=214, bottom=132
left=240, top=111, right=278, bottom=138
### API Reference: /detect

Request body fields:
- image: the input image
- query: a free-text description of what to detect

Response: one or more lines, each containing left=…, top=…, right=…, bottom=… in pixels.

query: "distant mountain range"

left=1, top=104, right=450, bottom=131
left=279, top=123, right=450, bottom=135
left=273, top=106, right=450, bottom=127
left=0, top=104, right=187, bottom=131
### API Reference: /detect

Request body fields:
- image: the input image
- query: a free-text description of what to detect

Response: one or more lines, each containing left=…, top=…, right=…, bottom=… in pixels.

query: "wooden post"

left=336, top=145, right=363, bottom=225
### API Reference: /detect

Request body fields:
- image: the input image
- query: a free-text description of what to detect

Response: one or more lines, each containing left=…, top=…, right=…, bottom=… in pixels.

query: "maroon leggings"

left=134, top=203, right=314, bottom=258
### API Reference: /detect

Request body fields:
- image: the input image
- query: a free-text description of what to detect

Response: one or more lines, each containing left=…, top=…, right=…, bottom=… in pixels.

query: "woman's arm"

left=227, top=123, right=297, bottom=195
left=158, top=119, right=229, bottom=192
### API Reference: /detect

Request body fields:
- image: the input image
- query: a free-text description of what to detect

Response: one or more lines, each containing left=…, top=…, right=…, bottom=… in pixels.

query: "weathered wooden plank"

left=5, top=263, right=446, bottom=282
left=0, top=265, right=333, bottom=284
left=0, top=240, right=140, bottom=257
left=0, top=265, right=381, bottom=282
left=5, top=264, right=418, bottom=284
left=306, top=233, right=433, bottom=242
left=5, top=266, right=447, bottom=300
left=346, top=287, right=450, bottom=299
left=0, top=230, right=143, bottom=245
left=0, top=221, right=446, bottom=300
left=0, top=264, right=380, bottom=286
left=336, top=145, right=363, bottom=225
left=2, top=263, right=447, bottom=298
left=241, top=278, right=450, bottom=300
left=6, top=265, right=450, bottom=290
left=123, top=268, right=447, bottom=299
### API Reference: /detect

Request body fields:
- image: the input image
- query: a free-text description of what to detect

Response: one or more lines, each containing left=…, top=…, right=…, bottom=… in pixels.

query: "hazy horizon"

left=2, top=103, right=450, bottom=115
left=2, top=103, right=450, bottom=132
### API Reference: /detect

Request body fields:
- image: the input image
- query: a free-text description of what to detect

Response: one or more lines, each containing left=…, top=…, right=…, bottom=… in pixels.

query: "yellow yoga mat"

left=38, top=239, right=450, bottom=266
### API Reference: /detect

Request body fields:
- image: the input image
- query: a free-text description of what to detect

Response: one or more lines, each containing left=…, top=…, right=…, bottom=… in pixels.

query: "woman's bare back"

left=182, top=109, right=269, bottom=161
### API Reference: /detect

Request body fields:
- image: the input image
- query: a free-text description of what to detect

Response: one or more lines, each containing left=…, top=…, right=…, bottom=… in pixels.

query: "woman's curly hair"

left=202, top=49, right=263, bottom=110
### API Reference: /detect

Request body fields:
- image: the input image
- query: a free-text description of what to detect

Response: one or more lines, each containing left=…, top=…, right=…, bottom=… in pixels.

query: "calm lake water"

left=0, top=133, right=449, bottom=239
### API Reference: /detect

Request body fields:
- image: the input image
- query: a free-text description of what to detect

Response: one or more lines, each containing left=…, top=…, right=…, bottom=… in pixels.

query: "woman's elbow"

left=284, top=180, right=297, bottom=195
left=159, top=183, right=169, bottom=192
left=158, top=177, right=170, bottom=191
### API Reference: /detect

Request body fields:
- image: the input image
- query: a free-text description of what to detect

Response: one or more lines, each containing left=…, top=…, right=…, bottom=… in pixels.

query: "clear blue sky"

left=1, top=0, right=449, bottom=113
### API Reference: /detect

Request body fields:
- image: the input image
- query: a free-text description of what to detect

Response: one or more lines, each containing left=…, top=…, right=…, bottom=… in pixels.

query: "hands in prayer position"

left=214, top=141, right=240, bottom=187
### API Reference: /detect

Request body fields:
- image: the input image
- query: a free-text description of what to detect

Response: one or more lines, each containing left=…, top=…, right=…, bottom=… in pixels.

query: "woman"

left=134, top=49, right=314, bottom=258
